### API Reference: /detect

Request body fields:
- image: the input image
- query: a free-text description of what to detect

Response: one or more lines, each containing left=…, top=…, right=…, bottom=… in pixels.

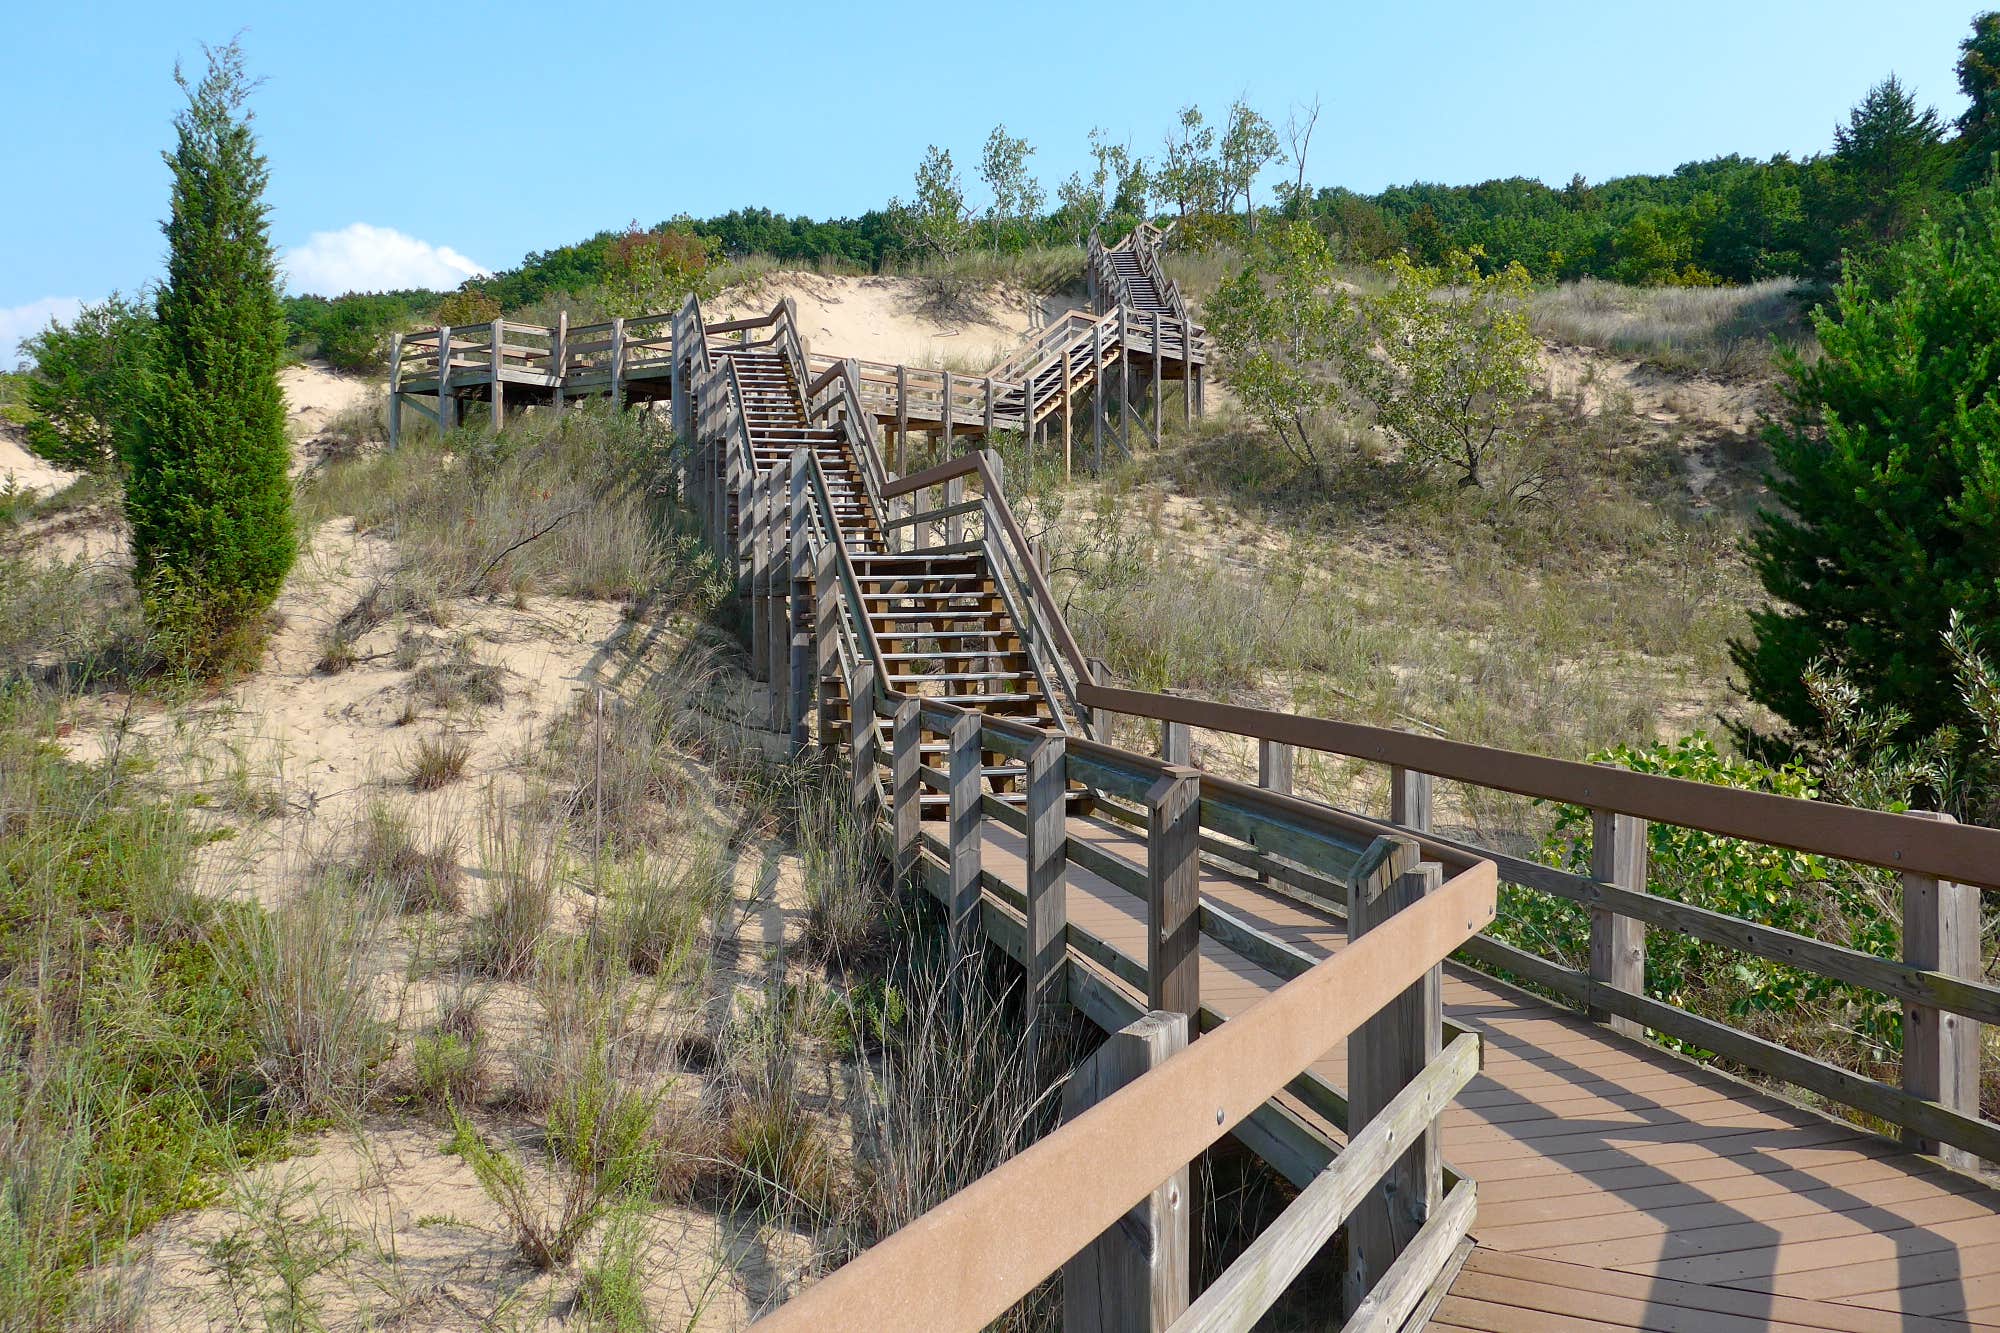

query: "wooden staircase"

left=721, top=346, right=885, bottom=551
left=1102, top=245, right=1168, bottom=315
left=709, top=322, right=1070, bottom=814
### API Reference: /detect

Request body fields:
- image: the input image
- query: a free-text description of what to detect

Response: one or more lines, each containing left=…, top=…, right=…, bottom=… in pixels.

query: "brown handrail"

left=1080, top=683, right=2000, bottom=890
left=752, top=858, right=1498, bottom=1333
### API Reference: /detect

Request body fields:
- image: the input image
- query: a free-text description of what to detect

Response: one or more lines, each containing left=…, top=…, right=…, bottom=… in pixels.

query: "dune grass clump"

left=407, top=733, right=472, bottom=790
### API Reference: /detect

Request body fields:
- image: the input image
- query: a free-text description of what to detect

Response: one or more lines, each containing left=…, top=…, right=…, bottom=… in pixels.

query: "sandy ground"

left=61, top=517, right=631, bottom=905
left=0, top=421, right=79, bottom=496
left=1540, top=341, right=1775, bottom=507
left=710, top=272, right=1086, bottom=372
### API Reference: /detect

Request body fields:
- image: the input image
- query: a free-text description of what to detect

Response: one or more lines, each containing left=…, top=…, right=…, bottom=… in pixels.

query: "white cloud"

left=284, top=223, right=490, bottom=296
left=1, top=296, right=84, bottom=366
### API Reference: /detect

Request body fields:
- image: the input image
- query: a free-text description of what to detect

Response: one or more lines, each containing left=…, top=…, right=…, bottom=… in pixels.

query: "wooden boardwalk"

left=968, top=812, right=2000, bottom=1330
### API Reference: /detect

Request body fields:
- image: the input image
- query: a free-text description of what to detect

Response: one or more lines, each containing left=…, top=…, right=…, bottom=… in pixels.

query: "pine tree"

left=1955, top=13, right=2000, bottom=190
left=1731, top=184, right=2000, bottom=747
left=122, top=40, right=294, bottom=668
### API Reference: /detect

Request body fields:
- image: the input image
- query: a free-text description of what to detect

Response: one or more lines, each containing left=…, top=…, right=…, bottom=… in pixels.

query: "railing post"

left=1257, top=740, right=1294, bottom=886
left=942, top=369, right=955, bottom=453
left=1151, top=310, right=1164, bottom=440
left=1160, top=714, right=1191, bottom=767
left=748, top=467, right=770, bottom=683
left=1390, top=766, right=1433, bottom=834
left=1588, top=806, right=1648, bottom=1039
left=553, top=311, right=569, bottom=416
left=785, top=455, right=810, bottom=751
left=946, top=474, right=965, bottom=547
left=1092, top=320, right=1105, bottom=470
left=1345, top=846, right=1443, bottom=1317
left=849, top=661, right=878, bottom=820
left=1025, top=733, right=1069, bottom=1027
left=1145, top=766, right=1201, bottom=1019
left=813, top=541, right=838, bottom=752
left=489, top=322, right=504, bottom=429
left=1061, top=1010, right=1190, bottom=1333
left=609, top=316, right=626, bottom=410
left=895, top=362, right=909, bottom=473
left=984, top=374, right=996, bottom=438
left=436, top=325, right=455, bottom=431
left=387, top=333, right=403, bottom=449
left=891, top=697, right=921, bottom=884
left=1117, top=304, right=1131, bottom=454
left=1183, top=324, right=1194, bottom=427
left=947, top=710, right=984, bottom=954
left=1061, top=345, right=1074, bottom=477
left=1903, top=810, right=1980, bottom=1169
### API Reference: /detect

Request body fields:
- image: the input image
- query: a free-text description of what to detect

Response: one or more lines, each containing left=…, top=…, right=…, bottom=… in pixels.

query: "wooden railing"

left=1068, top=685, right=2000, bottom=1167
left=756, top=731, right=1497, bottom=1330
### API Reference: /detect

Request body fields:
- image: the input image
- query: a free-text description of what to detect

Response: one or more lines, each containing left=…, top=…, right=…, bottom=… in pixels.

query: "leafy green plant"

left=17, top=293, right=150, bottom=472
left=1499, top=733, right=1902, bottom=1055
left=1369, top=248, right=1540, bottom=493
left=1205, top=222, right=1371, bottom=473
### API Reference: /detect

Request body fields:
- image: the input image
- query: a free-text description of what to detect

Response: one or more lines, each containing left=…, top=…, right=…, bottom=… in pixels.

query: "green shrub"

left=18, top=293, right=150, bottom=472
left=1496, top=733, right=1901, bottom=1056
left=1734, top=179, right=2000, bottom=753
left=120, top=41, right=295, bottom=669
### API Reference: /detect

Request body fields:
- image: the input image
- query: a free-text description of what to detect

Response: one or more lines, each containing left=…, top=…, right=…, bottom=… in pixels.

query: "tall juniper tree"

left=123, top=39, right=293, bottom=668
left=1731, top=182, right=2000, bottom=750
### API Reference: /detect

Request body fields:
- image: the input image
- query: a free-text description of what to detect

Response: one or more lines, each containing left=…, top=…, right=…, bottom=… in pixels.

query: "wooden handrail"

left=753, top=859, right=1497, bottom=1333
left=1078, top=683, right=2000, bottom=891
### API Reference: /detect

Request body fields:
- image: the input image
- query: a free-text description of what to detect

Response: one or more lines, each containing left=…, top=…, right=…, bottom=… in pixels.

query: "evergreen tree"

left=1953, top=12, right=2000, bottom=189
left=1731, top=184, right=2000, bottom=747
left=1803, top=76, right=1950, bottom=277
left=122, top=40, right=294, bottom=666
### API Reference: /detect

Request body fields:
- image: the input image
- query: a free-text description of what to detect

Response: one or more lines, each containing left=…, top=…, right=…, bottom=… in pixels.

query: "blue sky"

left=0, top=0, right=1980, bottom=356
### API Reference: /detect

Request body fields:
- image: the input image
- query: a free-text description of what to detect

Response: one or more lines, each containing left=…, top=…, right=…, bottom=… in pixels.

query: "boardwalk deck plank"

left=978, top=815, right=2000, bottom=1327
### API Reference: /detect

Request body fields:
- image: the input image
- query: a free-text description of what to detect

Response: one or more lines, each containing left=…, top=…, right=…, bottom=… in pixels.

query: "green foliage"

left=1218, top=99, right=1281, bottom=223
left=1205, top=222, right=1369, bottom=471
left=1497, top=734, right=1901, bottom=1053
left=1954, top=12, right=2000, bottom=189
left=121, top=40, right=295, bottom=669
left=890, top=146, right=974, bottom=265
left=1158, top=105, right=1221, bottom=222
left=599, top=221, right=718, bottom=317
left=1733, top=182, right=2000, bottom=751
left=0, top=696, right=291, bottom=1323
left=1802, top=75, right=1952, bottom=279
left=1370, top=249, right=1540, bottom=491
left=282, top=290, right=429, bottom=371
left=18, top=294, right=149, bottom=472
left=434, top=288, right=500, bottom=327
left=979, top=124, right=1044, bottom=247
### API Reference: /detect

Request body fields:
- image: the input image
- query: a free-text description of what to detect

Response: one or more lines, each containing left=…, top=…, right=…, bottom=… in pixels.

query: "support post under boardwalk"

left=1061, top=1010, right=1190, bottom=1333
left=812, top=542, right=838, bottom=752
left=890, top=698, right=921, bottom=885
left=489, top=322, right=504, bottom=429
left=1903, top=810, right=1981, bottom=1170
left=1345, top=851, right=1443, bottom=1317
left=1146, top=767, right=1201, bottom=1019
left=1588, top=806, right=1647, bottom=1039
left=1024, top=732, right=1069, bottom=1027
left=946, top=711, right=984, bottom=954
left=849, top=661, right=877, bottom=821
left=387, top=333, right=403, bottom=449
